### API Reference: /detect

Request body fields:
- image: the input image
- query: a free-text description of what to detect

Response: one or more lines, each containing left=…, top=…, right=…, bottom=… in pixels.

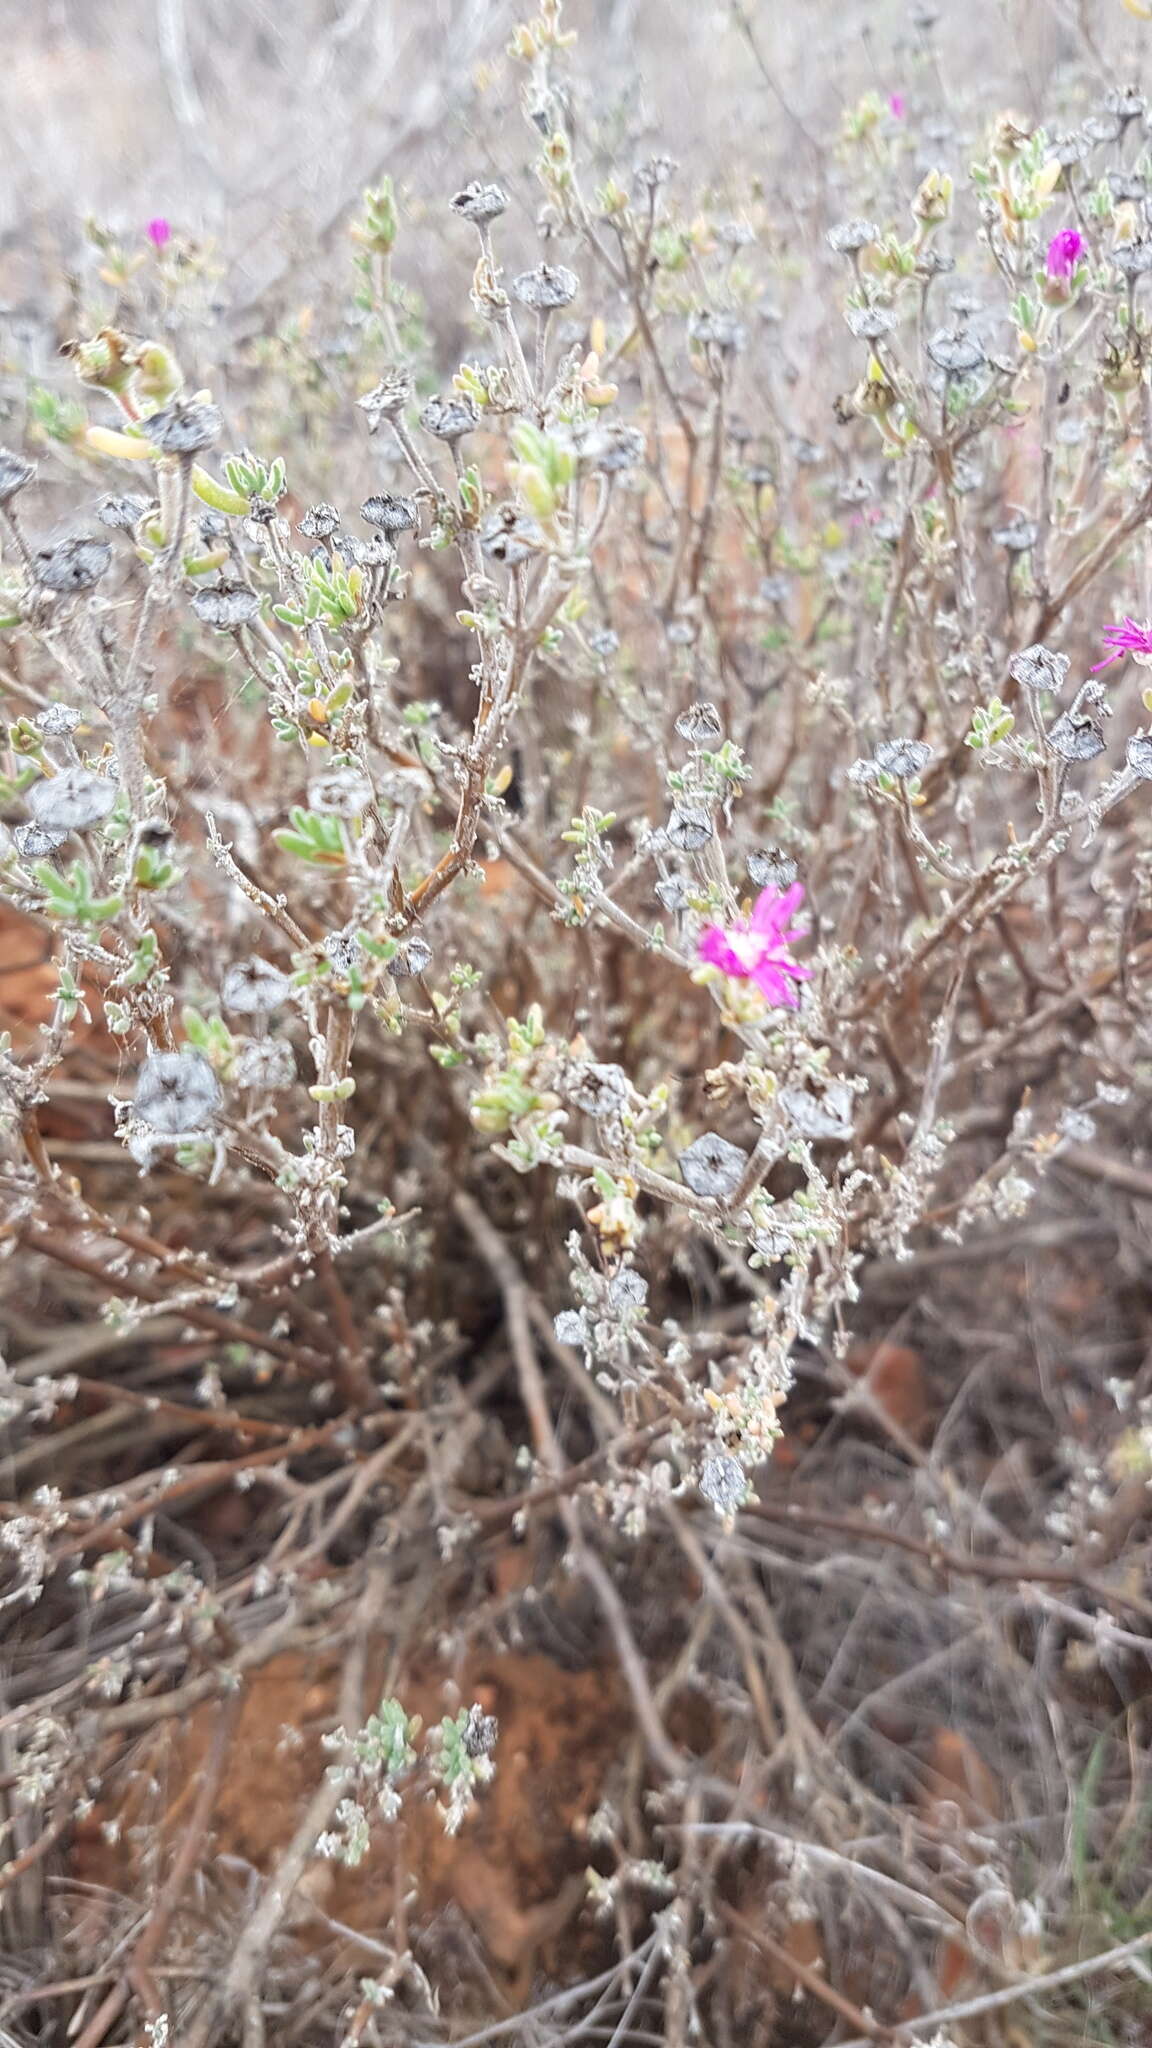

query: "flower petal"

left=698, top=926, right=747, bottom=978
left=1093, top=619, right=1152, bottom=670
left=749, top=960, right=787, bottom=1001
left=750, top=881, right=804, bottom=935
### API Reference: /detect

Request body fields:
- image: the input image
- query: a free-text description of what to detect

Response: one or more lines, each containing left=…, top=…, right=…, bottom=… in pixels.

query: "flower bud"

left=912, top=168, right=953, bottom=223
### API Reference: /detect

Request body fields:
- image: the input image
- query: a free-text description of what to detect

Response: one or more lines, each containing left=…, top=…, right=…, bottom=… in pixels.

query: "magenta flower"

left=888, top=92, right=906, bottom=119
left=1046, top=228, right=1084, bottom=280
left=697, top=883, right=812, bottom=1008
left=147, top=217, right=172, bottom=250
left=1093, top=617, right=1152, bottom=670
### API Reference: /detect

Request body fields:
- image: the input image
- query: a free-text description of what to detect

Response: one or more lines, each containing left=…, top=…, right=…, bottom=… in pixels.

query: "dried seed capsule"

left=675, top=702, right=723, bottom=744
left=357, top=370, right=413, bottom=430
left=221, top=957, right=293, bottom=1014
left=33, top=536, right=112, bottom=592
left=634, top=154, right=677, bottom=189
left=144, top=399, right=223, bottom=455
left=578, top=422, right=647, bottom=474
left=450, top=181, right=508, bottom=224
left=27, top=766, right=117, bottom=831
left=689, top=309, right=746, bottom=353
left=1110, top=240, right=1152, bottom=278
left=1046, top=711, right=1106, bottom=760
left=827, top=218, right=880, bottom=254
left=607, top=1269, right=647, bottom=1311
left=916, top=246, right=955, bottom=277
left=1126, top=733, right=1152, bottom=778
left=97, top=493, right=154, bottom=530
left=1008, top=644, right=1070, bottom=693
left=133, top=1050, right=222, bottom=1133
left=926, top=328, right=985, bottom=375
left=234, top=1038, right=296, bottom=1091
left=565, top=1061, right=630, bottom=1119
left=678, top=1131, right=749, bottom=1200
left=13, top=822, right=69, bottom=857
left=845, top=303, right=896, bottom=340
left=393, top=936, right=432, bottom=976
left=459, top=1704, right=498, bottom=1758
left=747, top=846, right=798, bottom=889
left=780, top=1082, right=855, bottom=1142
left=298, top=503, right=341, bottom=540
left=333, top=531, right=392, bottom=569
left=325, top=931, right=362, bottom=975
left=190, top=582, right=262, bottom=629
left=0, top=449, right=36, bottom=503
left=35, top=703, right=82, bottom=735
left=480, top=506, right=541, bottom=565
left=699, top=1455, right=747, bottom=1516
left=419, top=393, right=479, bottom=442
left=511, top=263, right=580, bottom=310
left=360, top=493, right=418, bottom=535
left=874, top=738, right=933, bottom=778
left=666, top=806, right=713, bottom=851
left=655, top=874, right=690, bottom=911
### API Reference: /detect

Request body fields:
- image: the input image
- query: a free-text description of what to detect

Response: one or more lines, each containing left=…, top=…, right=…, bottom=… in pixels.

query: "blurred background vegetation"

left=0, top=1, right=1112, bottom=342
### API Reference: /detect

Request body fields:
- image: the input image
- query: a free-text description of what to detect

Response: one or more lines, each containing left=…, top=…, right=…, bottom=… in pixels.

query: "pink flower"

left=1046, top=228, right=1084, bottom=280
left=697, top=883, right=812, bottom=1008
left=147, top=218, right=172, bottom=250
left=1093, top=616, right=1152, bottom=670
left=888, top=93, right=906, bottom=119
